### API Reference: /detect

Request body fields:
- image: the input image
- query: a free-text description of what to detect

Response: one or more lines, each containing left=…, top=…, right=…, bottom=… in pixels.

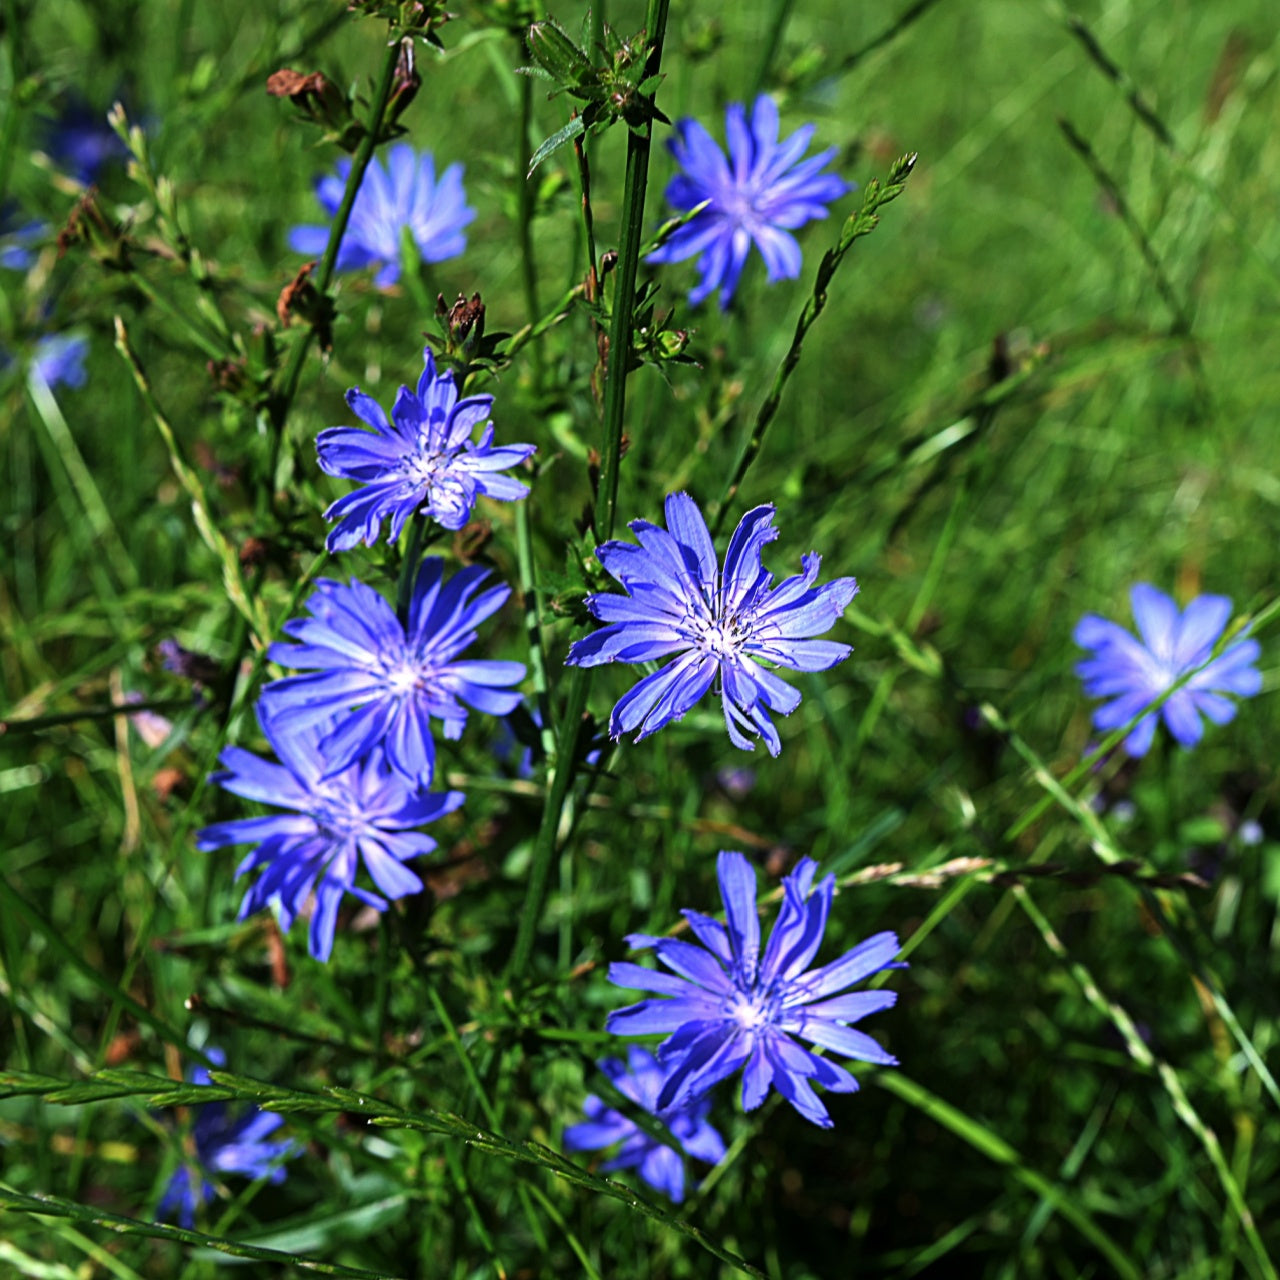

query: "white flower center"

left=385, top=661, right=423, bottom=698
left=723, top=986, right=777, bottom=1033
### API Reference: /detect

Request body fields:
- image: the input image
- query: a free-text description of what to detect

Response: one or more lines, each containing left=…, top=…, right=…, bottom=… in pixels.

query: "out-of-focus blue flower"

left=288, top=144, right=473, bottom=288
left=648, top=95, right=850, bottom=309
left=43, top=99, right=128, bottom=183
left=158, top=1048, right=296, bottom=1228
left=608, top=850, right=902, bottom=1128
left=31, top=333, right=89, bottom=389
left=318, top=347, right=534, bottom=551
left=0, top=207, right=45, bottom=270
left=564, top=1046, right=725, bottom=1203
left=566, top=492, right=858, bottom=756
left=197, top=709, right=462, bottom=961
left=1074, top=584, right=1261, bottom=757
left=262, top=565, right=524, bottom=787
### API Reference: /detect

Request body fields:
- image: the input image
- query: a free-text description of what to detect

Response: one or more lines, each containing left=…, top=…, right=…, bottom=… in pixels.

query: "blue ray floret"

left=1074, top=583, right=1261, bottom=757
left=31, top=333, right=89, bottom=389
left=565, top=491, right=858, bottom=755
left=262, top=565, right=525, bottom=787
left=647, top=94, right=851, bottom=309
left=608, top=852, right=901, bottom=1128
left=43, top=98, right=128, bottom=183
left=318, top=348, right=534, bottom=551
left=158, top=1049, right=295, bottom=1228
left=197, top=709, right=463, bottom=961
left=289, top=143, right=473, bottom=287
left=564, top=1046, right=726, bottom=1204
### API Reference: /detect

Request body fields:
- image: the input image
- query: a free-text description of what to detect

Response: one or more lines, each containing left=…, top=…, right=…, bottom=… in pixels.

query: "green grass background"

left=2, top=0, right=1279, bottom=1276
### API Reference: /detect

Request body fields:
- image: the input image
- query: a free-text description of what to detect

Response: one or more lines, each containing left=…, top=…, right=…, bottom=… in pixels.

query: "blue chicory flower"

left=565, top=491, right=859, bottom=755
left=31, top=333, right=89, bottom=389
left=1074, top=583, right=1261, bottom=756
left=648, top=94, right=851, bottom=309
left=317, top=347, right=534, bottom=551
left=262, top=564, right=525, bottom=787
left=197, top=708, right=463, bottom=961
left=158, top=1048, right=296, bottom=1228
left=0, top=207, right=45, bottom=270
left=43, top=99, right=128, bottom=183
left=564, top=1046, right=726, bottom=1203
left=607, top=851, right=902, bottom=1129
left=288, top=143, right=473, bottom=287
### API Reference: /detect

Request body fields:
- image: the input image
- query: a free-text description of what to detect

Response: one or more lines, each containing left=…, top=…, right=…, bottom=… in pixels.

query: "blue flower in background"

left=608, top=851, right=902, bottom=1128
left=0, top=207, right=45, bottom=270
left=1074, top=583, right=1261, bottom=756
left=197, top=709, right=463, bottom=961
left=564, top=1046, right=726, bottom=1203
left=31, top=333, right=89, bottom=389
left=158, top=1048, right=295, bottom=1228
left=43, top=98, right=128, bottom=183
left=566, top=492, right=859, bottom=755
left=263, top=565, right=525, bottom=787
left=289, top=144, right=473, bottom=287
left=318, top=348, right=534, bottom=551
left=648, top=95, right=850, bottom=309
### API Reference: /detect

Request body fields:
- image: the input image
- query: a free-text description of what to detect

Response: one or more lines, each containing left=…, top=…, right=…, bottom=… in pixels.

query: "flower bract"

left=1074, top=583, right=1261, bottom=756
left=158, top=1048, right=295, bottom=1228
left=197, top=709, right=463, bottom=961
left=647, top=94, right=850, bottom=309
left=564, top=1046, right=726, bottom=1203
left=262, top=564, right=525, bottom=787
left=288, top=143, right=473, bottom=287
left=607, top=851, right=902, bottom=1129
left=318, top=347, right=534, bottom=551
left=565, top=491, right=858, bottom=755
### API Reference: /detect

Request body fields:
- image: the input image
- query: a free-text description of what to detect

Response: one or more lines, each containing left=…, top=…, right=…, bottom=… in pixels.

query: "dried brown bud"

left=388, top=39, right=420, bottom=123
left=276, top=260, right=334, bottom=351
left=238, top=536, right=272, bottom=568
left=57, top=187, right=130, bottom=269
left=443, top=291, right=485, bottom=344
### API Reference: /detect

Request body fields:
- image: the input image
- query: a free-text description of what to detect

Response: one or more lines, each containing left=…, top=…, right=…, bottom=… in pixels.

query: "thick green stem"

left=505, top=0, right=671, bottom=984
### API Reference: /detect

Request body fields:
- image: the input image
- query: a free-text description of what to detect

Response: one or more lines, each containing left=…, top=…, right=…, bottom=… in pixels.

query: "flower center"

left=401, top=447, right=444, bottom=492
left=311, top=788, right=364, bottom=843
left=723, top=985, right=778, bottom=1034
left=689, top=611, right=749, bottom=661
left=384, top=659, right=425, bottom=698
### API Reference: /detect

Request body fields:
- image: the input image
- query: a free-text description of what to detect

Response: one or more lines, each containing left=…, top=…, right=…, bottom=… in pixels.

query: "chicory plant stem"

left=505, top=0, right=671, bottom=986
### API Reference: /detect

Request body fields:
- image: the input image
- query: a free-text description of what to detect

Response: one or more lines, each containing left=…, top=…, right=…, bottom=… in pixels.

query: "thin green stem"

left=516, top=69, right=543, bottom=386
left=264, top=36, right=405, bottom=466
left=504, top=0, right=671, bottom=986
left=750, top=0, right=795, bottom=98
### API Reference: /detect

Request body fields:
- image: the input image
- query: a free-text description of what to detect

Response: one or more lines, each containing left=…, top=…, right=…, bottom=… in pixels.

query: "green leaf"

left=527, top=114, right=587, bottom=176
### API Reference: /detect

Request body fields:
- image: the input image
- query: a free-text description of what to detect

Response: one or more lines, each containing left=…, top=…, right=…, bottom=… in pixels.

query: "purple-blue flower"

left=648, top=95, right=851, bottom=309
left=158, top=1048, right=295, bottom=1228
left=43, top=99, right=128, bottom=183
left=197, top=709, right=463, bottom=961
left=288, top=144, right=473, bottom=288
left=607, top=851, right=902, bottom=1129
left=1074, top=583, right=1262, bottom=756
left=262, top=564, right=525, bottom=787
left=31, top=333, right=89, bottom=389
left=565, top=492, right=859, bottom=756
left=0, top=207, right=44, bottom=270
left=564, top=1046, right=726, bottom=1203
left=318, top=348, right=534, bottom=551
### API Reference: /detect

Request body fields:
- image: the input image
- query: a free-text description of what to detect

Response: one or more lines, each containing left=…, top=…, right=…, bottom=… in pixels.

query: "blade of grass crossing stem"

left=874, top=1073, right=1141, bottom=1280
left=0, top=1070, right=766, bottom=1278
left=0, top=1184, right=392, bottom=1278
left=709, top=151, right=917, bottom=536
